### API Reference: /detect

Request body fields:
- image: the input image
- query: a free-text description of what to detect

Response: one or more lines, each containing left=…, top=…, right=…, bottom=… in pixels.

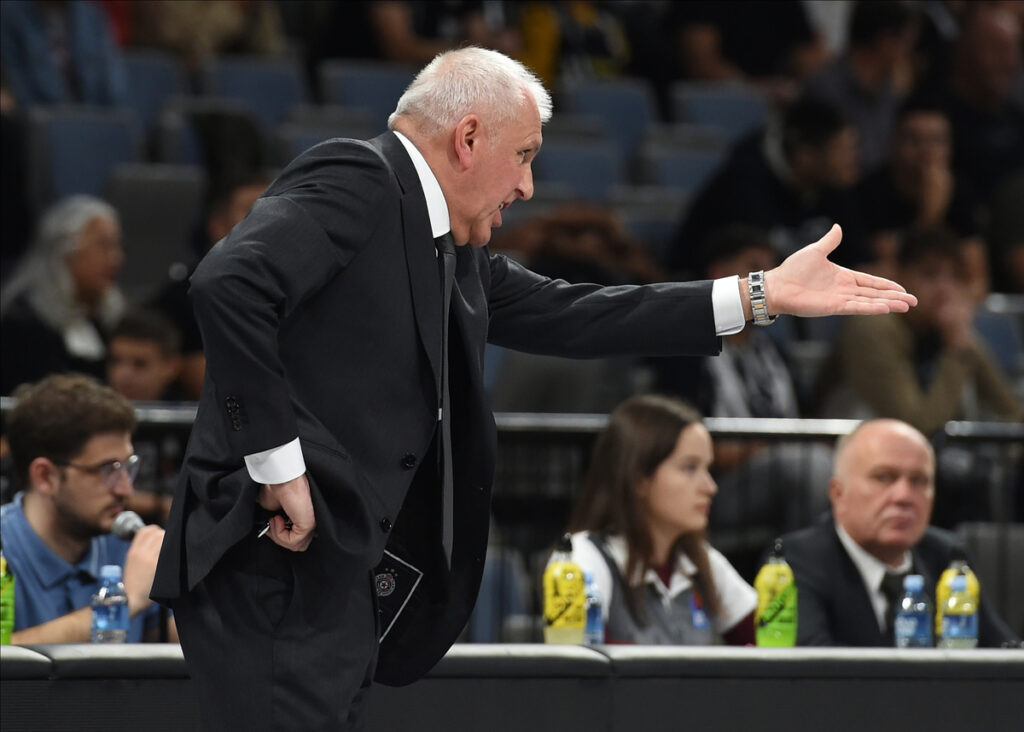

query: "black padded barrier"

left=2, top=643, right=1021, bottom=731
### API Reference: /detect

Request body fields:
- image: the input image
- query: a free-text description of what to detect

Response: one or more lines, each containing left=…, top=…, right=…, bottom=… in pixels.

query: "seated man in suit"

left=780, top=418, right=1016, bottom=647
left=0, top=373, right=177, bottom=643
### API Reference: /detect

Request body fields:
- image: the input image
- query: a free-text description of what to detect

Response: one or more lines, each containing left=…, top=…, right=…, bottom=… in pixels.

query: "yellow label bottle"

left=754, top=538, right=797, bottom=647
left=0, top=551, right=14, bottom=645
left=935, top=549, right=980, bottom=638
left=543, top=533, right=586, bottom=644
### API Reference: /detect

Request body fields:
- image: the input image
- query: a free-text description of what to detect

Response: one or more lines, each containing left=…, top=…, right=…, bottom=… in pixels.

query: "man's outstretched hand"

left=764, top=224, right=918, bottom=318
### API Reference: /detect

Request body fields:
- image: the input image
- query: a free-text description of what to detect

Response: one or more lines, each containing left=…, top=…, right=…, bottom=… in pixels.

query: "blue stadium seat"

left=201, top=55, right=309, bottom=130
left=531, top=139, right=622, bottom=202
left=635, top=141, right=725, bottom=194
left=559, top=77, right=658, bottom=166
left=28, top=106, right=142, bottom=209
left=670, top=82, right=769, bottom=142
left=121, top=49, right=187, bottom=134
left=155, top=97, right=258, bottom=166
left=319, top=60, right=418, bottom=131
left=273, top=111, right=376, bottom=167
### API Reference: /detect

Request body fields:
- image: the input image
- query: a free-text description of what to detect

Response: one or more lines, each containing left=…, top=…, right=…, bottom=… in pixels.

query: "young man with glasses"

left=0, top=373, right=176, bottom=642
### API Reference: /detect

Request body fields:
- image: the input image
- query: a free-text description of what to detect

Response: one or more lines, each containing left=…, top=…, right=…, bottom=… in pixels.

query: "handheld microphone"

left=112, top=510, right=146, bottom=540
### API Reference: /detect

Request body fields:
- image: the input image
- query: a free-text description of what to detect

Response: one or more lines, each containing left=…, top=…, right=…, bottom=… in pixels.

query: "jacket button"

left=400, top=454, right=417, bottom=470
left=380, top=518, right=392, bottom=532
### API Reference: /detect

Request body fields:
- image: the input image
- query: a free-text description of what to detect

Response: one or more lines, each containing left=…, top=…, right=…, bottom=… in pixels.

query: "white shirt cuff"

left=244, top=437, right=306, bottom=485
left=712, top=275, right=745, bottom=335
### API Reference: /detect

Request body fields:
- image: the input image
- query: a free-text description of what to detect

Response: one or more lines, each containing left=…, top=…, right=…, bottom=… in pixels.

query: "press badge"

left=690, top=592, right=710, bottom=630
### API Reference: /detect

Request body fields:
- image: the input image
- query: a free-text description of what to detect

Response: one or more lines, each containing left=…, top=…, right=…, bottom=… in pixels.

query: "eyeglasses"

left=53, top=454, right=141, bottom=491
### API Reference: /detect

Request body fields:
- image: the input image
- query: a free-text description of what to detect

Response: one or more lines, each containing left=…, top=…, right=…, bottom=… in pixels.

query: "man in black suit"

left=151, top=47, right=919, bottom=730
left=781, top=418, right=1016, bottom=647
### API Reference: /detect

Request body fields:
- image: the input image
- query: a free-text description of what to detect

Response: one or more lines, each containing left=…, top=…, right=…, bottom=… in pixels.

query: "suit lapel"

left=828, top=524, right=888, bottom=645
left=370, top=132, right=442, bottom=397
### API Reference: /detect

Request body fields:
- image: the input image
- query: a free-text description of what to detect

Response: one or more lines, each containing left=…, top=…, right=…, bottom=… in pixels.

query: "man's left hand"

left=764, top=224, right=918, bottom=318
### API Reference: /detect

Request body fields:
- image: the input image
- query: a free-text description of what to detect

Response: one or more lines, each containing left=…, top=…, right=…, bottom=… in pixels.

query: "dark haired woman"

left=564, top=394, right=756, bottom=644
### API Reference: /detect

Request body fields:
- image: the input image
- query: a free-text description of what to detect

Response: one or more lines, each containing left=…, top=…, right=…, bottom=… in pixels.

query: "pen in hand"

left=257, top=518, right=293, bottom=538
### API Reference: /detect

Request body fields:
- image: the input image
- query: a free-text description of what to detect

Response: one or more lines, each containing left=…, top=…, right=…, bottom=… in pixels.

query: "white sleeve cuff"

left=244, top=437, right=306, bottom=485
left=712, top=275, right=745, bottom=336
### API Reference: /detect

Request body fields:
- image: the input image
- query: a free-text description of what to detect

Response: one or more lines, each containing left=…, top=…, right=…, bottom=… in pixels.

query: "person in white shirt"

left=565, top=394, right=757, bottom=645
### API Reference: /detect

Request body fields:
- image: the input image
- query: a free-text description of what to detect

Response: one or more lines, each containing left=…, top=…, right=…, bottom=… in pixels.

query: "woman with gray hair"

left=1, top=195, right=126, bottom=395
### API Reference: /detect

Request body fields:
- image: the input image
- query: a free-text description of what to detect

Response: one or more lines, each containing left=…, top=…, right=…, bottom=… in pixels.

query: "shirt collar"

left=835, top=522, right=913, bottom=595
left=392, top=130, right=451, bottom=239
left=604, top=534, right=697, bottom=600
left=3, top=492, right=106, bottom=590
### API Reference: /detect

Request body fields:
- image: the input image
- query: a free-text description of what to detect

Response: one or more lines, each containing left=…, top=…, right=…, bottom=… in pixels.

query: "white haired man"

left=152, top=46, right=917, bottom=730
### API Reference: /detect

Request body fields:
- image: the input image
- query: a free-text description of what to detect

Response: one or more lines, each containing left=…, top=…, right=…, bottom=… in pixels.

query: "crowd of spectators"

left=0, top=1, right=1021, bottom=645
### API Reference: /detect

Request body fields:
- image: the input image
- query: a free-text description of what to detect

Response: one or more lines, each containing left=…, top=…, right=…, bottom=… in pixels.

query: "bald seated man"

left=779, top=418, right=1017, bottom=647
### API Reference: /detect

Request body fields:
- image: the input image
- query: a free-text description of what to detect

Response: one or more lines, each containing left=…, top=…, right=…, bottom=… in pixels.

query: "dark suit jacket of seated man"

left=780, top=418, right=1017, bottom=647
left=149, top=47, right=919, bottom=732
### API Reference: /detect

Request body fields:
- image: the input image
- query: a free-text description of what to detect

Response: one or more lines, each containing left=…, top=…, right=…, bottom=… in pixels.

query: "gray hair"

left=1, top=195, right=123, bottom=332
left=388, top=46, right=552, bottom=135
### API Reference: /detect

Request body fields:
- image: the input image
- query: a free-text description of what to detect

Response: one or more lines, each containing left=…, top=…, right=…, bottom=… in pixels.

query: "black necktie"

left=880, top=571, right=908, bottom=644
left=437, top=232, right=456, bottom=568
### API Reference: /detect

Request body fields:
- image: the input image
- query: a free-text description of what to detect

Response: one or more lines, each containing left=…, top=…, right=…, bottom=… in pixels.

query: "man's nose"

left=517, top=166, right=534, bottom=201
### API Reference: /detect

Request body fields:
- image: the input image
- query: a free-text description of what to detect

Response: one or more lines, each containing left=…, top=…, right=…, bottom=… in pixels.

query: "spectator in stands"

left=942, top=4, right=1024, bottom=203
left=149, top=172, right=268, bottom=400
left=106, top=309, right=185, bottom=525
left=668, top=95, right=864, bottom=277
left=803, top=0, right=918, bottom=172
left=668, top=0, right=828, bottom=102
left=857, top=97, right=987, bottom=299
left=0, top=0, right=127, bottom=108
left=779, top=418, right=1017, bottom=647
left=107, top=309, right=184, bottom=402
left=817, top=225, right=1021, bottom=436
left=0, top=373, right=177, bottom=643
left=518, top=1, right=631, bottom=88
left=654, top=226, right=833, bottom=535
left=563, top=394, right=757, bottom=645
left=1, top=195, right=126, bottom=396
left=987, top=170, right=1024, bottom=293
left=131, top=0, right=286, bottom=76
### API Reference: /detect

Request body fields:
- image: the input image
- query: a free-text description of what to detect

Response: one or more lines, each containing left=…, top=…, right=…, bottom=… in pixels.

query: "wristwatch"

left=748, top=270, right=776, bottom=326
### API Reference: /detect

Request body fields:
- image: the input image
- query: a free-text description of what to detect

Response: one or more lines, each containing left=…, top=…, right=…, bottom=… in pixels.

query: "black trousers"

left=173, top=526, right=379, bottom=731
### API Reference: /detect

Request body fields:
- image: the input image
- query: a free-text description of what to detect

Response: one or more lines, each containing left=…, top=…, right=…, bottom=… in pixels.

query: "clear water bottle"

left=893, top=574, right=933, bottom=648
left=938, top=574, right=978, bottom=649
left=91, top=565, right=129, bottom=643
left=583, top=571, right=604, bottom=646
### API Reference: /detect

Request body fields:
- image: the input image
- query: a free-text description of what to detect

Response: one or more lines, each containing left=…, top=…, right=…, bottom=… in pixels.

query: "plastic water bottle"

left=91, top=565, right=129, bottom=643
left=754, top=538, right=797, bottom=646
left=0, top=551, right=14, bottom=645
left=893, top=574, right=933, bottom=648
left=583, top=571, right=604, bottom=646
left=543, top=534, right=585, bottom=644
left=934, top=548, right=980, bottom=638
left=938, top=574, right=978, bottom=648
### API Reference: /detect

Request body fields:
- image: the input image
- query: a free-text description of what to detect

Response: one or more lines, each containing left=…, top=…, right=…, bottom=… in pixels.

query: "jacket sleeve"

left=485, top=252, right=721, bottom=358
left=189, top=141, right=392, bottom=459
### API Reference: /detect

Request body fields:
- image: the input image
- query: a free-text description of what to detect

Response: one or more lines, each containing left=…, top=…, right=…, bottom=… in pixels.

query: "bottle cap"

left=903, top=574, right=924, bottom=592
left=771, top=537, right=784, bottom=557
left=100, top=564, right=122, bottom=580
left=951, top=574, right=967, bottom=591
left=557, top=533, right=573, bottom=553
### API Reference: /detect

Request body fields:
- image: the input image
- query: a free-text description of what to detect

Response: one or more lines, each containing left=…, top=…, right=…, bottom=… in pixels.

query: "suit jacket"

left=781, top=516, right=1016, bottom=647
left=152, top=132, right=722, bottom=684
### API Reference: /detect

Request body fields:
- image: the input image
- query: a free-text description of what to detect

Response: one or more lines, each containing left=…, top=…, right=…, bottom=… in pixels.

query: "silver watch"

left=748, top=270, right=776, bottom=326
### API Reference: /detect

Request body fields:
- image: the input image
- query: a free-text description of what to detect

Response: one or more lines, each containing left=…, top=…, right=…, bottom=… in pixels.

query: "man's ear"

left=453, top=114, right=481, bottom=169
left=29, top=457, right=62, bottom=497
left=828, top=477, right=842, bottom=504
